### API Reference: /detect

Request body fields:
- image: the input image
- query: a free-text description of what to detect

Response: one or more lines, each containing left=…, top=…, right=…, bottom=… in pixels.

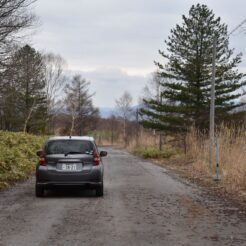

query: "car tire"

left=95, top=183, right=104, bottom=197
left=35, top=184, right=44, bottom=197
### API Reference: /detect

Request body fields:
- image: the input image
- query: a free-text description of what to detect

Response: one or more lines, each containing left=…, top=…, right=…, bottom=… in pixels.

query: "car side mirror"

left=36, top=150, right=43, bottom=157
left=100, top=151, right=107, bottom=157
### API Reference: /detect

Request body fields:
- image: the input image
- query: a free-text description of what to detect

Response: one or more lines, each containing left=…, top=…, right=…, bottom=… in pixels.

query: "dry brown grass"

left=126, top=126, right=246, bottom=197
left=126, top=131, right=158, bottom=151
left=95, top=129, right=160, bottom=149
left=186, top=126, right=246, bottom=194
left=95, top=126, right=246, bottom=197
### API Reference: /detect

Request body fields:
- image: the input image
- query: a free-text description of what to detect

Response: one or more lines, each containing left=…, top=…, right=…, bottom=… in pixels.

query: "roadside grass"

left=186, top=126, right=246, bottom=195
left=0, top=131, right=47, bottom=189
left=114, top=126, right=246, bottom=202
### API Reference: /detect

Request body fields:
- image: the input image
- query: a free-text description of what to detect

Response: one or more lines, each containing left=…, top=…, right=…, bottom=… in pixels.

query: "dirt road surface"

left=0, top=148, right=245, bottom=246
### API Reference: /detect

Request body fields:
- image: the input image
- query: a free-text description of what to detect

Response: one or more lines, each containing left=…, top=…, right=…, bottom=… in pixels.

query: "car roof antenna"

left=69, top=135, right=72, bottom=139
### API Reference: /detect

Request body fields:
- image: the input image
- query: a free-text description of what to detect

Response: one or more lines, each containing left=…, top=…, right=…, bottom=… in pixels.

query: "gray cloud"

left=67, top=68, right=149, bottom=107
left=32, top=0, right=246, bottom=106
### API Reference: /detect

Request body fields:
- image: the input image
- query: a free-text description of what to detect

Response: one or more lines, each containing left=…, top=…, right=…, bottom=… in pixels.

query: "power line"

left=228, top=18, right=246, bottom=36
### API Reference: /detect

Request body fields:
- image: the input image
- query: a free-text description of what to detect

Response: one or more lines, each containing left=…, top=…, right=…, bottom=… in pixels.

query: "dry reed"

left=186, top=126, right=246, bottom=193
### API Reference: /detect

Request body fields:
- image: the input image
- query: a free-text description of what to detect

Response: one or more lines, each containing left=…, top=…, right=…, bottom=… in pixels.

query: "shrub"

left=0, top=131, right=47, bottom=189
left=133, top=147, right=177, bottom=159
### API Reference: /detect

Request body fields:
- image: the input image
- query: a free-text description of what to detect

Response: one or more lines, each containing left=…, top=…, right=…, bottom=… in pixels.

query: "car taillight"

left=93, top=149, right=100, bottom=166
left=39, top=151, right=46, bottom=166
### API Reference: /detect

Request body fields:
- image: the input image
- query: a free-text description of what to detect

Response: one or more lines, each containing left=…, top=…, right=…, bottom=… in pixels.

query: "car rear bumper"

left=36, top=181, right=102, bottom=188
left=36, top=165, right=103, bottom=187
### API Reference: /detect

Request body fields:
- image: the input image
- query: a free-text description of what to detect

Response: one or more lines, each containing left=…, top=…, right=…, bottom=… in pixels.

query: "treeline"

left=1, top=2, right=246, bottom=140
left=0, top=0, right=99, bottom=135
left=139, top=4, right=246, bottom=137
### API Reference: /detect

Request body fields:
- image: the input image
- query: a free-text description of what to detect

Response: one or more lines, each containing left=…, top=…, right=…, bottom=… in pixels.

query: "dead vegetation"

left=185, top=126, right=246, bottom=195
left=96, top=126, right=246, bottom=202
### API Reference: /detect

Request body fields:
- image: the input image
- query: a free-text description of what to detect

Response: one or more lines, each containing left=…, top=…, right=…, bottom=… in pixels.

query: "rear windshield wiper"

left=64, top=151, right=82, bottom=156
left=84, top=150, right=93, bottom=155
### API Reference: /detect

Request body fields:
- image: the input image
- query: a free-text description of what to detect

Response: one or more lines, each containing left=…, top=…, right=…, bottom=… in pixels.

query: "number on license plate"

left=62, top=164, right=77, bottom=171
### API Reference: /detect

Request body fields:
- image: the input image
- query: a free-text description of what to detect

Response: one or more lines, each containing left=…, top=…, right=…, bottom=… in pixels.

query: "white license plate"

left=61, top=164, right=77, bottom=171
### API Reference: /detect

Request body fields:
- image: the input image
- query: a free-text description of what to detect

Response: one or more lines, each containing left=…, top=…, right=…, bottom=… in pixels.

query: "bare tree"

left=23, top=98, right=36, bottom=133
left=140, top=71, right=165, bottom=150
left=43, top=53, right=66, bottom=132
left=109, top=113, right=118, bottom=145
left=115, top=91, right=133, bottom=145
left=64, top=93, right=77, bottom=136
left=0, top=0, right=37, bottom=60
left=64, top=75, right=99, bottom=136
left=140, top=71, right=163, bottom=103
left=0, top=0, right=38, bottom=129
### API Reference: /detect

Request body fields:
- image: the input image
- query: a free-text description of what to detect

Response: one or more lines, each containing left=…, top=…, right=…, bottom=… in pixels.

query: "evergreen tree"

left=1, top=45, right=47, bottom=133
left=140, top=4, right=246, bottom=132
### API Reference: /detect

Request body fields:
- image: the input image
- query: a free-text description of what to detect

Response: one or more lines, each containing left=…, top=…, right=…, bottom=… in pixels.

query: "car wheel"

left=95, top=183, right=104, bottom=197
left=35, top=184, right=44, bottom=197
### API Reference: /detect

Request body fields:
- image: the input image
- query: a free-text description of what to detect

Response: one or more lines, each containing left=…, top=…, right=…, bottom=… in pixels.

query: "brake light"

left=39, top=151, right=46, bottom=166
left=93, top=149, right=100, bottom=166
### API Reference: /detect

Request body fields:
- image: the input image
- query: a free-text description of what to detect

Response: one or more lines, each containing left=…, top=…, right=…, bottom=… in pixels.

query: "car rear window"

left=46, top=140, right=94, bottom=155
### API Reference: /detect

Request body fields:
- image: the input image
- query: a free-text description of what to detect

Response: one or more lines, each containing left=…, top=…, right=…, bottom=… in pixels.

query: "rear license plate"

left=61, top=164, right=78, bottom=171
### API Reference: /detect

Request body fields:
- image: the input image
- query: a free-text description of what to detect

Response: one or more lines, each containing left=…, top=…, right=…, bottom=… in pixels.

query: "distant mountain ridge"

left=99, top=106, right=139, bottom=119
left=52, top=106, right=136, bottom=119
left=99, top=107, right=116, bottom=118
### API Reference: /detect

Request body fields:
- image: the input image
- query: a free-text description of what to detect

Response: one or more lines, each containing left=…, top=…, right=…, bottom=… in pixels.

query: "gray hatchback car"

left=35, top=136, right=107, bottom=197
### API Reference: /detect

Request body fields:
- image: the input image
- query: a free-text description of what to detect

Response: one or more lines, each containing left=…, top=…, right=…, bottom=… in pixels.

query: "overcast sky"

left=31, top=0, right=246, bottom=107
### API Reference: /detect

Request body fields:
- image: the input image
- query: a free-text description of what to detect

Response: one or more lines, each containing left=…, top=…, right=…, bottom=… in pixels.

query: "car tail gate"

left=45, top=154, right=94, bottom=172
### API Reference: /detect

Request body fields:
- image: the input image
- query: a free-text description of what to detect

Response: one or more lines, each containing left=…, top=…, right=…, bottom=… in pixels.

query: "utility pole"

left=209, top=36, right=217, bottom=171
left=209, top=18, right=246, bottom=173
left=159, top=95, right=163, bottom=151
left=136, top=108, right=140, bottom=146
left=156, top=72, right=164, bottom=151
left=209, top=19, right=246, bottom=178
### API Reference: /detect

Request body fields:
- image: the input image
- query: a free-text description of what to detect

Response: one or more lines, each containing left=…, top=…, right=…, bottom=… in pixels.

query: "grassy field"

left=0, top=131, right=47, bottom=189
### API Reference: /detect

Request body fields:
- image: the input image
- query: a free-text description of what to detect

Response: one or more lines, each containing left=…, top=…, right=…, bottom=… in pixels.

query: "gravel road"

left=0, top=148, right=245, bottom=246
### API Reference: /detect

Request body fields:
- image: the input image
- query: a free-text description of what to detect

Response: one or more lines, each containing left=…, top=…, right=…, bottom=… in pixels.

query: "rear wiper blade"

left=64, top=151, right=82, bottom=156
left=84, top=150, right=93, bottom=155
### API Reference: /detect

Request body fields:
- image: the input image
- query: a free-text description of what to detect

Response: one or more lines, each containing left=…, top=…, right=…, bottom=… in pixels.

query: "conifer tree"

left=2, top=45, right=47, bottom=132
left=140, top=4, right=246, bottom=132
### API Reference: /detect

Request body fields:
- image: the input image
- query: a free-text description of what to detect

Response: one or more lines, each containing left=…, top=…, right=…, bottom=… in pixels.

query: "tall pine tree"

left=140, top=4, right=246, bottom=132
